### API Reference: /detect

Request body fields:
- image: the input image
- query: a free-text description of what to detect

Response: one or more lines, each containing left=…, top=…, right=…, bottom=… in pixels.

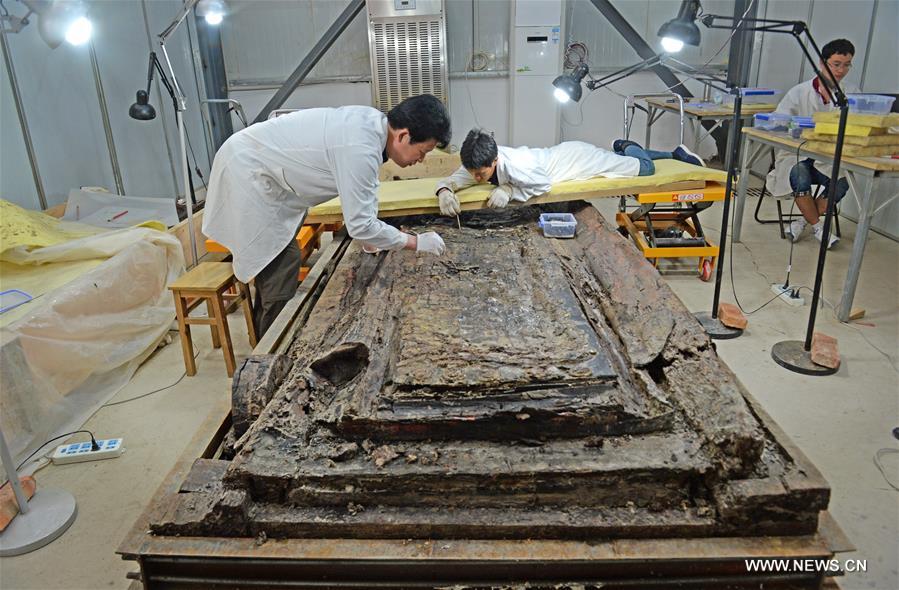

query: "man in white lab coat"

left=766, top=39, right=859, bottom=248
left=435, top=130, right=703, bottom=213
left=203, top=95, right=451, bottom=337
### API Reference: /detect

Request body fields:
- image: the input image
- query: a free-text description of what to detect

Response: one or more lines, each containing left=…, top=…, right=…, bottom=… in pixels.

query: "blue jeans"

left=789, top=159, right=848, bottom=202
left=622, top=145, right=674, bottom=176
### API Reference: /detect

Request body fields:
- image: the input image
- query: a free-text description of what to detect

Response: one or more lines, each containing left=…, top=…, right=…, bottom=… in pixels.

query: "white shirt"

left=202, top=106, right=407, bottom=282
left=437, top=141, right=641, bottom=202
left=766, top=77, right=859, bottom=196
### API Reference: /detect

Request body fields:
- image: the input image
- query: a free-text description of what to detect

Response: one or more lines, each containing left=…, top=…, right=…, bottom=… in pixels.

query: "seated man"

left=436, top=130, right=704, bottom=215
left=767, top=38, right=859, bottom=248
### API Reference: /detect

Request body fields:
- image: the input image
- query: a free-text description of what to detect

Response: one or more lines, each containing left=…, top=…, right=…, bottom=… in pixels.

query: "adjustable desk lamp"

left=128, top=0, right=226, bottom=268
left=697, top=12, right=850, bottom=374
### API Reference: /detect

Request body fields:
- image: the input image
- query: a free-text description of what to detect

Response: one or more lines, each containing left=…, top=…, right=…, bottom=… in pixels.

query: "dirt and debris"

left=371, top=445, right=399, bottom=468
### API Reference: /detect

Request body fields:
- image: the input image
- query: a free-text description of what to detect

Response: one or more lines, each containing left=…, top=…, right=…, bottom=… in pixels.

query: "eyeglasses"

left=825, top=61, right=852, bottom=71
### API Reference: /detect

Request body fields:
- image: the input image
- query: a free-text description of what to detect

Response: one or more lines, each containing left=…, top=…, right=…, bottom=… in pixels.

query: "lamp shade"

left=552, top=62, right=589, bottom=103
left=24, top=0, right=92, bottom=49
left=657, top=0, right=702, bottom=51
left=129, top=90, right=156, bottom=120
left=196, top=0, right=226, bottom=25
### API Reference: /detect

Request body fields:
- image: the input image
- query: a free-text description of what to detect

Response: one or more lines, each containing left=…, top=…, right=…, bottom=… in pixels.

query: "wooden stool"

left=168, top=262, right=257, bottom=377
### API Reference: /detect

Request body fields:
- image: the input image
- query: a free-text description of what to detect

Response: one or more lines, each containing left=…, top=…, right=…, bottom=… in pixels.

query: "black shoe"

left=613, top=139, right=643, bottom=155
left=672, top=144, right=706, bottom=167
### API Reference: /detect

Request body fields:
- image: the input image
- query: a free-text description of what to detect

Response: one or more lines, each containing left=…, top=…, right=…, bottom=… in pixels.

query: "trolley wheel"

left=700, top=258, right=713, bottom=282
left=617, top=226, right=629, bottom=238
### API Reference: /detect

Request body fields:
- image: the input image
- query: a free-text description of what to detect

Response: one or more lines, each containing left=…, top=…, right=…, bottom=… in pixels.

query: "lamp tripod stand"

left=701, top=14, right=850, bottom=373
left=130, top=0, right=205, bottom=268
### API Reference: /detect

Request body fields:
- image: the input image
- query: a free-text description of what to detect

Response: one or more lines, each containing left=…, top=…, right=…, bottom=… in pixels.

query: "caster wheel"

left=700, top=259, right=713, bottom=282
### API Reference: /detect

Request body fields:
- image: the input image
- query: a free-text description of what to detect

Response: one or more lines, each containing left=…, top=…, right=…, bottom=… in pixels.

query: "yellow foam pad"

left=804, top=141, right=899, bottom=157
left=813, top=111, right=899, bottom=128
left=801, top=130, right=899, bottom=146
left=814, top=122, right=887, bottom=136
left=309, top=159, right=726, bottom=218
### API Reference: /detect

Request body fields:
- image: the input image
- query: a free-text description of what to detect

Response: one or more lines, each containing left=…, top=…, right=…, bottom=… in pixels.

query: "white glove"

left=415, top=231, right=446, bottom=256
left=437, top=188, right=461, bottom=216
left=487, top=184, right=512, bottom=209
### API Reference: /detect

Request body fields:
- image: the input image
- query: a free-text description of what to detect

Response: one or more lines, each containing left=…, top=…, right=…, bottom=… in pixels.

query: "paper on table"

left=62, top=189, right=179, bottom=228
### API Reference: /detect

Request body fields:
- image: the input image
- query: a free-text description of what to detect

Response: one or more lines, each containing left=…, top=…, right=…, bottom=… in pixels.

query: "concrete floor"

left=1, top=194, right=896, bottom=590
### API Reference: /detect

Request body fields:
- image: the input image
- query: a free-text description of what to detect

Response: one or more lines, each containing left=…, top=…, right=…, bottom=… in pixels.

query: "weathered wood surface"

left=150, top=204, right=828, bottom=541
left=231, top=354, right=291, bottom=438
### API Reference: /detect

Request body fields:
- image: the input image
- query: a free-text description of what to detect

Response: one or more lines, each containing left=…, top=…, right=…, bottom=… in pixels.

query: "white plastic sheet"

left=0, top=226, right=185, bottom=466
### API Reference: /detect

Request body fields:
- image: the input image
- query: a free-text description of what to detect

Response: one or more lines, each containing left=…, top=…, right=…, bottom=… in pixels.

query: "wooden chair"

left=168, top=262, right=257, bottom=377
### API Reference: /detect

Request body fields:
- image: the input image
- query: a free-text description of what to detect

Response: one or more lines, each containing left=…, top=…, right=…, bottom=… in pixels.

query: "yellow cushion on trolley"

left=308, top=160, right=727, bottom=220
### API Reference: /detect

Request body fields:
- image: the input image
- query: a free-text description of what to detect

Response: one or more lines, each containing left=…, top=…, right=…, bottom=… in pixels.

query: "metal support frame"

left=0, top=27, right=46, bottom=208
left=195, top=12, right=232, bottom=151
left=252, top=0, right=365, bottom=123
left=726, top=0, right=757, bottom=88
left=88, top=40, right=125, bottom=195
left=586, top=0, right=691, bottom=97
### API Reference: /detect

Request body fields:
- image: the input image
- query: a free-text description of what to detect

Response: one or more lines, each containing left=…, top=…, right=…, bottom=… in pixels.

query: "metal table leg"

left=693, top=116, right=702, bottom=151
left=732, top=138, right=768, bottom=242
left=645, top=105, right=656, bottom=148
left=837, top=171, right=877, bottom=322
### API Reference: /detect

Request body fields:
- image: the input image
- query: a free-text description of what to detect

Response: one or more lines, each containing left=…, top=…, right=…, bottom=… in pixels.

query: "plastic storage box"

left=721, top=88, right=779, bottom=104
left=753, top=112, right=791, bottom=131
left=846, top=94, right=896, bottom=115
left=538, top=213, right=577, bottom=238
left=789, top=115, right=815, bottom=138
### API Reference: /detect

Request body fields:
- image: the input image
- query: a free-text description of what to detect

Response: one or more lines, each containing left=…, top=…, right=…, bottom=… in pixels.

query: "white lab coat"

left=766, top=78, right=859, bottom=196
left=202, top=106, right=407, bottom=282
left=437, top=141, right=641, bottom=202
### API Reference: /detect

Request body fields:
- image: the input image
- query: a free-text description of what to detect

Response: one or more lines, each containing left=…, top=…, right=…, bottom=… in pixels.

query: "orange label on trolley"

left=672, top=193, right=704, bottom=202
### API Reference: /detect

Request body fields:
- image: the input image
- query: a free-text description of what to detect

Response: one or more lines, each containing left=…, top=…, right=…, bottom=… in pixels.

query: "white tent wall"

left=0, top=0, right=212, bottom=211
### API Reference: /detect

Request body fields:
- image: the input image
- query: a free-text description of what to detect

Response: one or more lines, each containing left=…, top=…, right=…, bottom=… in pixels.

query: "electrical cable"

left=0, top=430, right=99, bottom=490
left=563, top=42, right=588, bottom=69
left=462, top=51, right=491, bottom=132
left=698, top=0, right=758, bottom=72
left=101, top=346, right=200, bottom=408
left=724, top=138, right=820, bottom=315
left=873, top=448, right=899, bottom=492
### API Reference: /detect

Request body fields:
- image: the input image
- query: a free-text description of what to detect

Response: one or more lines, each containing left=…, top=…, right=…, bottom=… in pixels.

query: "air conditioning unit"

left=366, top=0, right=448, bottom=112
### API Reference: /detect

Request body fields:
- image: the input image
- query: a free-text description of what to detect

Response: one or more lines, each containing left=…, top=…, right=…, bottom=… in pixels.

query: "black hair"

left=460, top=129, right=498, bottom=170
left=822, top=39, right=855, bottom=61
left=386, top=94, right=451, bottom=149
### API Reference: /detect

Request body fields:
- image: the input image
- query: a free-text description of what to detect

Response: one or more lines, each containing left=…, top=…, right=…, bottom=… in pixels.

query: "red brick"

left=717, top=303, right=748, bottom=330
left=811, top=332, right=840, bottom=370
left=0, top=476, right=36, bottom=532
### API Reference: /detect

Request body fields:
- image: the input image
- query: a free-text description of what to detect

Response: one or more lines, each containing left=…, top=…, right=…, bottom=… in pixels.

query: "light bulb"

left=554, top=87, right=570, bottom=103
left=661, top=36, right=684, bottom=53
left=64, top=16, right=92, bottom=46
left=205, top=11, right=223, bottom=25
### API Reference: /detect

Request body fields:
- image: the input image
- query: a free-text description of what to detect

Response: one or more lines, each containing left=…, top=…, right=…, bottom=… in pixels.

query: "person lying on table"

left=435, top=130, right=704, bottom=215
left=767, top=38, right=859, bottom=249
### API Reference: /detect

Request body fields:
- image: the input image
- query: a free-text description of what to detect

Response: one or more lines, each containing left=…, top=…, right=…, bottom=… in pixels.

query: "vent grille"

left=370, top=17, right=447, bottom=112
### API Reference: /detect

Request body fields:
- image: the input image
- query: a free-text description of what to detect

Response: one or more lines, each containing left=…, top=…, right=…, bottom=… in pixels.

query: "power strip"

left=771, top=283, right=805, bottom=307
left=51, top=438, right=124, bottom=465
